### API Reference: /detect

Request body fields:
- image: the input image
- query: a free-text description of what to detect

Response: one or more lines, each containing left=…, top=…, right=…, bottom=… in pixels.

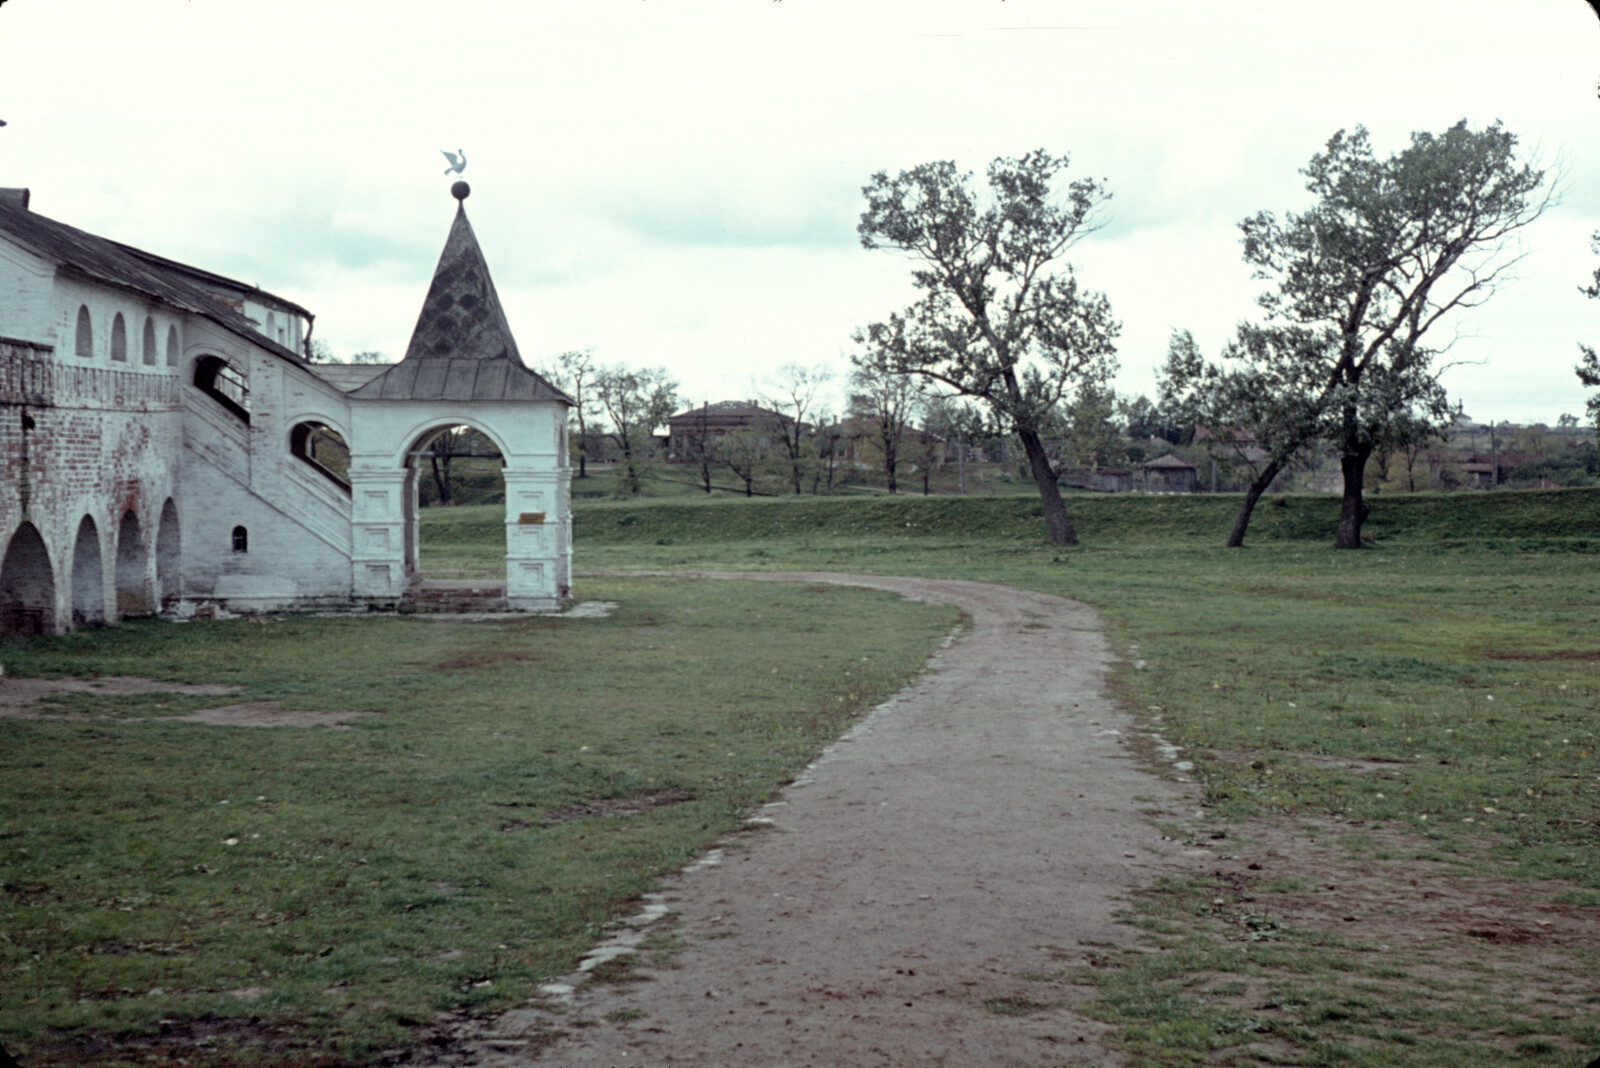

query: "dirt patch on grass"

left=176, top=702, right=379, bottom=729
left=1132, top=816, right=1600, bottom=1060
left=538, top=787, right=696, bottom=825
left=432, top=648, right=549, bottom=671
left=18, top=1017, right=354, bottom=1068
left=1203, top=817, right=1599, bottom=953
left=1208, top=748, right=1417, bottom=775
left=1478, top=646, right=1600, bottom=662
left=0, top=675, right=241, bottom=717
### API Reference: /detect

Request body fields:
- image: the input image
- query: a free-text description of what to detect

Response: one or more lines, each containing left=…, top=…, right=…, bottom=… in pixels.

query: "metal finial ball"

left=451, top=181, right=471, bottom=201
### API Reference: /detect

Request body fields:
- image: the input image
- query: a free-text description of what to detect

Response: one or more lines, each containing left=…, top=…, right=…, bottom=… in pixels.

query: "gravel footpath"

left=449, top=572, right=1200, bottom=1067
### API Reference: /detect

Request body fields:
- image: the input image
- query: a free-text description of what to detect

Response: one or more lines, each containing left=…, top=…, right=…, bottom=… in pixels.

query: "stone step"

left=401, top=579, right=509, bottom=613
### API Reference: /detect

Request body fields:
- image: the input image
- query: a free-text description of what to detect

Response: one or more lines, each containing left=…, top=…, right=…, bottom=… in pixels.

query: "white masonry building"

left=0, top=183, right=572, bottom=636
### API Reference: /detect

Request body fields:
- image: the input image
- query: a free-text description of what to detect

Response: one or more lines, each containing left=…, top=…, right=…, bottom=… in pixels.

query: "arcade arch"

left=155, top=499, right=180, bottom=610
left=71, top=516, right=105, bottom=627
left=290, top=421, right=351, bottom=491
left=0, top=523, right=56, bottom=637
left=194, top=355, right=250, bottom=423
left=115, top=509, right=151, bottom=617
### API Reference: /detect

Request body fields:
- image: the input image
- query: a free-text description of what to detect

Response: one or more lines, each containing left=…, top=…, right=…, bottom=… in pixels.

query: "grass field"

left=0, top=577, right=958, bottom=1065
left=560, top=488, right=1600, bottom=1066
left=4, top=486, right=1598, bottom=1065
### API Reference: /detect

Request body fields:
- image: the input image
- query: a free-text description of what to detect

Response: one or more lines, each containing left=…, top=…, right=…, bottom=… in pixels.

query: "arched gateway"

left=344, top=183, right=572, bottom=611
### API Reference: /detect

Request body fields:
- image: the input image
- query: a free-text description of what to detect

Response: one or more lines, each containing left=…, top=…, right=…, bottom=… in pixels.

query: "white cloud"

left=2, top=0, right=1596, bottom=421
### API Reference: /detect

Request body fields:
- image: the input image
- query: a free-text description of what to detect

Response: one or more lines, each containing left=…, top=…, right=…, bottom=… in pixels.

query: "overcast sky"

left=3, top=0, right=1598, bottom=424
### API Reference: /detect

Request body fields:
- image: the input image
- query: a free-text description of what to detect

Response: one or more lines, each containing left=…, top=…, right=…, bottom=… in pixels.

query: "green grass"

left=547, top=488, right=1600, bottom=1066
left=0, top=578, right=958, bottom=1065
left=5, top=486, right=1599, bottom=1065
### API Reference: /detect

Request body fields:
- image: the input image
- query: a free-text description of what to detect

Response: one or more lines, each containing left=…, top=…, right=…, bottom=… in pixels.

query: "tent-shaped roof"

left=351, top=185, right=570, bottom=404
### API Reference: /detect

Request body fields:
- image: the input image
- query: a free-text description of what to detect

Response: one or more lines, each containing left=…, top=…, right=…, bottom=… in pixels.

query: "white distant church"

left=0, top=182, right=573, bottom=637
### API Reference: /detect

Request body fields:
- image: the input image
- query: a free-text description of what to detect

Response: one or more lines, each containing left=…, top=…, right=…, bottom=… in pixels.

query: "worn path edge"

left=453, top=571, right=1201, bottom=1067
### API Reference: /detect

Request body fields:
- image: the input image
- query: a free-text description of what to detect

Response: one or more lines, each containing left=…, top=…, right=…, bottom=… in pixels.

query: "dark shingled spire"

left=351, top=191, right=570, bottom=404
left=401, top=198, right=521, bottom=364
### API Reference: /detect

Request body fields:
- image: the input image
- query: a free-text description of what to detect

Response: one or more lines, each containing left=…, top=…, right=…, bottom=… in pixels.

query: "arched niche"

left=115, top=510, right=151, bottom=617
left=155, top=499, right=181, bottom=610
left=71, top=515, right=105, bottom=627
left=111, top=313, right=127, bottom=362
left=289, top=421, right=351, bottom=492
left=141, top=317, right=157, bottom=366
left=193, top=355, right=250, bottom=423
left=165, top=325, right=180, bottom=367
left=74, top=306, right=93, bottom=359
left=0, top=522, right=56, bottom=637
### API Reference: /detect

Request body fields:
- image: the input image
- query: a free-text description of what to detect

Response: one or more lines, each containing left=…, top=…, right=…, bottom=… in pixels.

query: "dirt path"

left=456, top=572, right=1203, bottom=1067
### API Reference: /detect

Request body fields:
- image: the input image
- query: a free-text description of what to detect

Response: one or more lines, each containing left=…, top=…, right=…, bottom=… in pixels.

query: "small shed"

left=1143, top=453, right=1198, bottom=493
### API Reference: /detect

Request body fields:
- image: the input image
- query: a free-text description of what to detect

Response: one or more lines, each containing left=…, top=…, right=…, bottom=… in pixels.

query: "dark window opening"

left=141, top=317, right=157, bottom=366
left=232, top=526, right=248, bottom=553
left=110, top=313, right=127, bottom=362
left=194, top=355, right=251, bottom=423
left=290, top=421, right=352, bottom=492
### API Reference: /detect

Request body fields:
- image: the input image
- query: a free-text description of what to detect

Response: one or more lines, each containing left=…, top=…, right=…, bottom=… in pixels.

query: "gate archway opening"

left=403, top=423, right=506, bottom=583
left=115, top=510, right=152, bottom=617
left=0, top=523, right=56, bottom=637
left=71, top=516, right=106, bottom=627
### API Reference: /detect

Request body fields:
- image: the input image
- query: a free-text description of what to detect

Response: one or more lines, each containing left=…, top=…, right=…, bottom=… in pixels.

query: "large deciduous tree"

left=1240, top=121, right=1547, bottom=548
left=594, top=365, right=678, bottom=497
left=854, top=151, right=1119, bottom=544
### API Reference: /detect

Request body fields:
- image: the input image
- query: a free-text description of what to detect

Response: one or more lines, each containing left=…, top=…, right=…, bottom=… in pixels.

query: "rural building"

left=1142, top=453, right=1198, bottom=492
left=0, top=183, right=572, bottom=637
left=666, top=401, right=792, bottom=460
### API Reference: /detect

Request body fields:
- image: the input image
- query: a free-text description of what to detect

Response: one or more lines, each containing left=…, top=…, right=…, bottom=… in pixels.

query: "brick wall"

left=1, top=338, right=182, bottom=635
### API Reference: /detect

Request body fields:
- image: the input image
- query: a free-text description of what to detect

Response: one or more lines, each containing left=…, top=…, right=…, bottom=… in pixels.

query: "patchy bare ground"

left=1146, top=817, right=1600, bottom=1063
left=0, top=675, right=240, bottom=717
left=0, top=677, right=376, bottom=728
left=1198, top=818, right=1599, bottom=954
left=174, top=702, right=379, bottom=729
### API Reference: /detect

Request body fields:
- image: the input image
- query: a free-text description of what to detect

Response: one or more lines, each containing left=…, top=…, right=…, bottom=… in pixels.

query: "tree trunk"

left=621, top=441, right=640, bottom=496
left=1334, top=448, right=1372, bottom=548
left=1224, top=459, right=1284, bottom=548
left=1017, top=426, right=1077, bottom=545
left=429, top=453, right=452, bottom=505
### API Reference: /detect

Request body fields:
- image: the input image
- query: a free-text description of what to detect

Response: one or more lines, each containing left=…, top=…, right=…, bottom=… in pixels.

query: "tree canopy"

left=1188, top=121, right=1547, bottom=548
left=854, top=150, right=1119, bottom=544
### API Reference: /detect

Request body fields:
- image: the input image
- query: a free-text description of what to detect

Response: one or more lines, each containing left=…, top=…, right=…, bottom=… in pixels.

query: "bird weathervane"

left=441, top=149, right=467, bottom=176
